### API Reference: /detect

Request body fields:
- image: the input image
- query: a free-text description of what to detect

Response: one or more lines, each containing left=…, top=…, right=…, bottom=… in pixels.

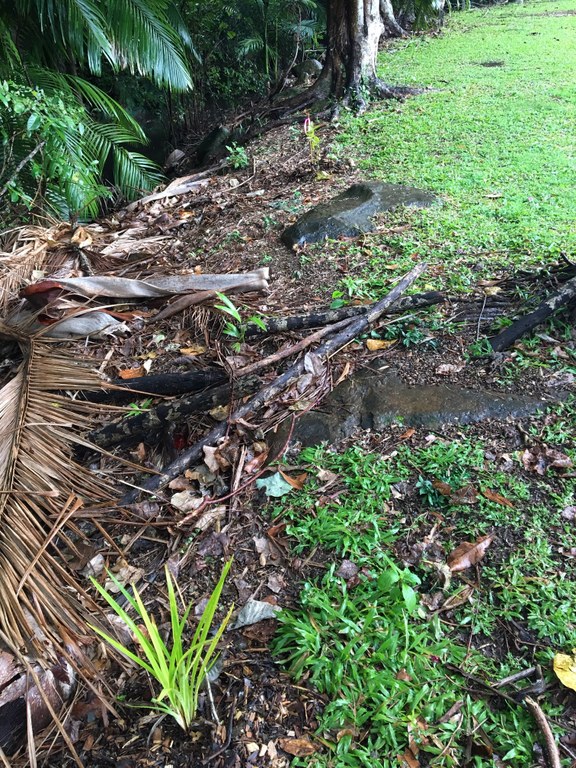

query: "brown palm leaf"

left=0, top=321, right=115, bottom=659
left=0, top=223, right=77, bottom=314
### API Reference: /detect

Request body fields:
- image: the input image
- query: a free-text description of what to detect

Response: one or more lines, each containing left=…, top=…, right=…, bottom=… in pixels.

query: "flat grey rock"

left=271, top=370, right=551, bottom=453
left=281, top=181, right=438, bottom=248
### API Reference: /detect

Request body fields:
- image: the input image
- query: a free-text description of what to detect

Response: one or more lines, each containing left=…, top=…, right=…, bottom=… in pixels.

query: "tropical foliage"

left=0, top=0, right=193, bottom=220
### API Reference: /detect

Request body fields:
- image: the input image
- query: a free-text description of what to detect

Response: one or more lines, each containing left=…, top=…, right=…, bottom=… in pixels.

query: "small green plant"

left=226, top=142, right=249, bottom=169
left=466, top=337, right=493, bottom=358
left=214, top=292, right=267, bottom=351
left=303, top=115, right=321, bottom=168
left=125, top=397, right=153, bottom=417
left=329, top=289, right=347, bottom=309
left=90, top=560, right=233, bottom=731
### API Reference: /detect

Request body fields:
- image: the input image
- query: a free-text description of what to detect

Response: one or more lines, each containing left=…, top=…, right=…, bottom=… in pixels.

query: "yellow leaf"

left=180, top=345, right=207, bottom=355
left=366, top=338, right=396, bottom=351
left=553, top=650, right=576, bottom=691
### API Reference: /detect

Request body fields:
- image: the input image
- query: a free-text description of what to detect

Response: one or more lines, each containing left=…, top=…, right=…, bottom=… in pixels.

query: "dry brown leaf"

left=277, top=738, right=317, bottom=757
left=438, top=585, right=475, bottom=612
left=117, top=366, right=146, bottom=379
left=70, top=226, right=93, bottom=248
left=447, top=534, right=494, bottom=572
left=278, top=469, right=307, bottom=490
left=244, top=450, right=269, bottom=474
left=521, top=446, right=573, bottom=475
left=398, top=749, right=419, bottom=768
left=180, top=344, right=207, bottom=355
left=449, top=483, right=479, bottom=505
left=432, top=479, right=452, bottom=497
left=481, top=488, right=514, bottom=508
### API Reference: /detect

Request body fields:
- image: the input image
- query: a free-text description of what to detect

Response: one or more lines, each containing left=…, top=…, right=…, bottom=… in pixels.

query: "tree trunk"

left=319, top=0, right=418, bottom=110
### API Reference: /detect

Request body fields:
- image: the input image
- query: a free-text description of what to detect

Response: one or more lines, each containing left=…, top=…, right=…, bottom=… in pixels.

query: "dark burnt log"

left=489, top=275, right=576, bottom=353
left=121, top=262, right=426, bottom=504
left=84, top=368, right=227, bottom=404
left=89, top=377, right=259, bottom=449
left=244, top=291, right=444, bottom=337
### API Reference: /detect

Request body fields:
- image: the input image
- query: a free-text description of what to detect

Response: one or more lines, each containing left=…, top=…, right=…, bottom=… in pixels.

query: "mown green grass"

left=333, top=0, right=576, bottom=293
left=269, top=4, right=576, bottom=764
left=271, top=433, right=576, bottom=766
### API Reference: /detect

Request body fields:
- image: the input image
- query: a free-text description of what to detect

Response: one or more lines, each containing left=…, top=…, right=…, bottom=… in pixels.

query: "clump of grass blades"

left=90, top=560, right=233, bottom=730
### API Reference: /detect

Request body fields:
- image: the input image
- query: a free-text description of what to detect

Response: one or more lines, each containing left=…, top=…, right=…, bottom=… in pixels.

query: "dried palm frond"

left=0, top=223, right=75, bottom=314
left=0, top=321, right=115, bottom=659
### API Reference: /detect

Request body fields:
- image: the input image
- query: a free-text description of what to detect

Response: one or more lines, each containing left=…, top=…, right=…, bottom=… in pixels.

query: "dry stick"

left=122, top=263, right=426, bottom=504
left=234, top=315, right=357, bottom=378
left=524, top=697, right=561, bottom=768
left=490, top=274, right=576, bottom=352
left=244, top=291, right=444, bottom=337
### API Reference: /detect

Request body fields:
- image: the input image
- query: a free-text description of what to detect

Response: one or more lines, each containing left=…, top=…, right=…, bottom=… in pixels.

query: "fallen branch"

left=244, top=291, right=444, bottom=337
left=490, top=275, right=576, bottom=352
left=524, top=697, right=561, bottom=768
left=84, top=368, right=227, bottom=404
left=122, top=263, right=426, bottom=503
left=90, top=378, right=258, bottom=449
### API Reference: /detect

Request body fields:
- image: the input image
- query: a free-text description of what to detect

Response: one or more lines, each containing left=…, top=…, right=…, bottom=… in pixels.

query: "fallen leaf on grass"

left=432, top=479, right=452, bottom=497
left=256, top=472, right=293, bottom=497
left=398, top=749, right=419, bottom=768
left=522, top=446, right=573, bottom=475
left=447, top=534, right=494, bottom=572
left=553, top=650, right=576, bottom=691
left=277, top=737, right=317, bottom=757
left=433, top=479, right=478, bottom=505
left=279, top=469, right=307, bottom=490
left=450, top=483, right=479, bottom=505
left=336, top=559, right=359, bottom=580
left=481, top=488, right=514, bottom=508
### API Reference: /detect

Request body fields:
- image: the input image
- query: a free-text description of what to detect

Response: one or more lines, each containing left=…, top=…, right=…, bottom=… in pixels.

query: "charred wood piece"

left=489, top=275, right=576, bottom=352
left=244, top=291, right=444, bottom=337
left=84, top=369, right=227, bottom=404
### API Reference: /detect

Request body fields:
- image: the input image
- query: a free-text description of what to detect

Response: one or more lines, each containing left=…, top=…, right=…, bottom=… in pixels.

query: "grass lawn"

left=332, top=0, right=576, bottom=292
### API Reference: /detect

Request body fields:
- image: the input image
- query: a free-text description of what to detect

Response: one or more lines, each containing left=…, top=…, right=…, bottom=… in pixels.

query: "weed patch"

left=271, top=435, right=576, bottom=765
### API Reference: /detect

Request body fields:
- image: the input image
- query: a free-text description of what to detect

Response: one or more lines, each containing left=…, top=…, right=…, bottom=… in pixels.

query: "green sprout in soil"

left=90, top=560, right=233, bottom=731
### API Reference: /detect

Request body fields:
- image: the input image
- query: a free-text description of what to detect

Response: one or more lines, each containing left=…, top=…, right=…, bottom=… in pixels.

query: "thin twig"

left=494, top=667, right=537, bottom=688
left=202, top=694, right=237, bottom=764
left=0, top=141, right=46, bottom=200
left=524, top=697, right=561, bottom=768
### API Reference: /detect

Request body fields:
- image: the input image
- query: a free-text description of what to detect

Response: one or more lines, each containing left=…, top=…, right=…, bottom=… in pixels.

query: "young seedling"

left=214, top=292, right=267, bottom=351
left=90, top=560, right=234, bottom=731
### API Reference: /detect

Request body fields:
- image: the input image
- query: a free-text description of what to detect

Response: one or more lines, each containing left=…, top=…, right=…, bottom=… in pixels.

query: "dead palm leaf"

left=0, top=320, right=117, bottom=671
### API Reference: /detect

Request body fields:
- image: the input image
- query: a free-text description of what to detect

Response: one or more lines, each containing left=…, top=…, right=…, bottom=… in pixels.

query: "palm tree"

left=0, top=0, right=194, bottom=219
